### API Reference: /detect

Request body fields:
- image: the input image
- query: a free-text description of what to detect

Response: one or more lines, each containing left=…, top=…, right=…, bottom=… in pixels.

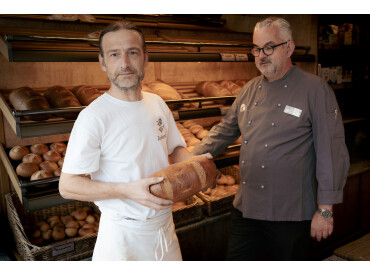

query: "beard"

left=107, top=66, right=144, bottom=90
left=256, top=57, right=278, bottom=78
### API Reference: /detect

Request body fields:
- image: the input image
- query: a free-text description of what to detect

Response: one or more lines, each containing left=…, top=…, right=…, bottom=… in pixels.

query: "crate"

left=172, top=195, right=204, bottom=228
left=5, top=192, right=99, bottom=261
left=197, top=165, right=240, bottom=216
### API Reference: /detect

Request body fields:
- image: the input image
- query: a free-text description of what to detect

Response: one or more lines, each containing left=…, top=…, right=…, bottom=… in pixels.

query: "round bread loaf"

left=30, top=143, right=49, bottom=155
left=189, top=124, right=203, bottom=134
left=39, top=161, right=58, bottom=173
left=22, top=153, right=43, bottom=165
left=43, top=150, right=61, bottom=162
left=9, top=146, right=30, bottom=161
left=147, top=81, right=183, bottom=110
left=16, top=162, right=39, bottom=177
left=49, top=142, right=67, bottom=154
left=30, top=170, right=53, bottom=181
left=9, top=87, right=51, bottom=121
left=44, top=85, right=81, bottom=120
left=71, top=85, right=103, bottom=106
left=196, top=129, right=209, bottom=139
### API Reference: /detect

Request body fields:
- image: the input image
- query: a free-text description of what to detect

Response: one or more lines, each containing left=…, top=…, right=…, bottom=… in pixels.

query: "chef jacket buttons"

left=261, top=185, right=265, bottom=189
left=254, top=102, right=258, bottom=106
left=277, top=103, right=281, bottom=107
left=258, top=85, right=262, bottom=89
left=244, top=140, right=248, bottom=144
left=243, top=181, right=246, bottom=185
left=242, top=160, right=245, bottom=164
left=284, top=84, right=288, bottom=88
left=248, top=120, right=252, bottom=124
left=265, top=144, right=268, bottom=148
left=261, top=165, right=265, bottom=169
left=271, top=122, right=275, bottom=126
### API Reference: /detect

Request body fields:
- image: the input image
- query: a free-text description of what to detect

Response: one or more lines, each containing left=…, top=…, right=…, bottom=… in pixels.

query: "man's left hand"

left=310, top=212, right=334, bottom=242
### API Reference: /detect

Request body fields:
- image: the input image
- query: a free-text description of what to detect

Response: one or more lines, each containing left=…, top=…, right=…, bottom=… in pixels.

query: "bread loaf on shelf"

left=148, top=81, right=183, bottom=109
left=9, top=87, right=52, bottom=121
left=218, top=80, right=242, bottom=95
left=149, top=156, right=219, bottom=202
left=44, top=85, right=81, bottom=119
left=196, top=81, right=232, bottom=98
left=71, top=85, right=104, bottom=106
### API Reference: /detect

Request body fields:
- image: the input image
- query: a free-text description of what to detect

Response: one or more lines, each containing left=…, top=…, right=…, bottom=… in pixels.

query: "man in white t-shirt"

left=59, top=20, right=202, bottom=261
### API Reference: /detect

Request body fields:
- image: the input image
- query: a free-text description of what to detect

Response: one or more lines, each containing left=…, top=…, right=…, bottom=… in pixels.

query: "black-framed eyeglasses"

left=251, top=41, right=289, bottom=57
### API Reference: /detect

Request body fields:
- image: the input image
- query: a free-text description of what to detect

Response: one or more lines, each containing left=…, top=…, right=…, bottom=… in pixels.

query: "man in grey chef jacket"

left=193, top=17, right=350, bottom=260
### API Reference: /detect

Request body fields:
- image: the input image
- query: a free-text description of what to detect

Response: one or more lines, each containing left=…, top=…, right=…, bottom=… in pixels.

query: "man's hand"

left=310, top=211, right=334, bottom=242
left=119, top=177, right=173, bottom=211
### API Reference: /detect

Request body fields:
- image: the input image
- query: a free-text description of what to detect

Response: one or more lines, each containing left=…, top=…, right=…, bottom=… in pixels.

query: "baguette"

left=195, top=81, right=232, bottom=97
left=9, top=87, right=51, bottom=121
left=44, top=85, right=81, bottom=119
left=149, top=156, right=219, bottom=202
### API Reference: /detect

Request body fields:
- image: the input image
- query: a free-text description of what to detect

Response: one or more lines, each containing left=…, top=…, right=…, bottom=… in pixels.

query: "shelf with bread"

left=0, top=79, right=246, bottom=138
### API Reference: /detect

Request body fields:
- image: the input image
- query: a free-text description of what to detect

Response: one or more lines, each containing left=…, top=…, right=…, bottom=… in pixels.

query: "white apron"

left=92, top=211, right=182, bottom=261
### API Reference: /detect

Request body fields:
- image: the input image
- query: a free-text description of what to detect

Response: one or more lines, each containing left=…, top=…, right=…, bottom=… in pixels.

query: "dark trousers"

left=226, top=208, right=311, bottom=261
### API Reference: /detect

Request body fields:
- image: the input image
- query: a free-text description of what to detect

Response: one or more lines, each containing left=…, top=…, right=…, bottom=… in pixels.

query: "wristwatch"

left=317, top=208, right=333, bottom=219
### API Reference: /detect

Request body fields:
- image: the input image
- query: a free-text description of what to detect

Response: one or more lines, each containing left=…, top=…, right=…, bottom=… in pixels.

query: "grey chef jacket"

left=193, top=65, right=350, bottom=221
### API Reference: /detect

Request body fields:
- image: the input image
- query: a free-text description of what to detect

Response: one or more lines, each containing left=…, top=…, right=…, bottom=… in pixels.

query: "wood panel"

left=360, top=171, right=370, bottom=230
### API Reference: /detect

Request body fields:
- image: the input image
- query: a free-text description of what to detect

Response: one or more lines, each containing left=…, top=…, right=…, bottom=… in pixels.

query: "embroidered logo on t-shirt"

left=157, top=118, right=166, bottom=141
left=284, top=105, right=302, bottom=117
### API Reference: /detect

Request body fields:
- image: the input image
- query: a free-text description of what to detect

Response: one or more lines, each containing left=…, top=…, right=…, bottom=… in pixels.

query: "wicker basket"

left=197, top=165, right=240, bottom=216
left=172, top=196, right=204, bottom=228
left=5, top=192, right=99, bottom=261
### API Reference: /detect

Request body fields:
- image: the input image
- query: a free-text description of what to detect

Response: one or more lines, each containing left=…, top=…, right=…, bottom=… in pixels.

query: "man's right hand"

left=119, top=177, right=173, bottom=211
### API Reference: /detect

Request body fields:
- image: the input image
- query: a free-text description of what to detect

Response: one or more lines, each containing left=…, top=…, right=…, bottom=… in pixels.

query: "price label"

left=235, top=53, right=248, bottom=61
left=220, top=53, right=235, bottom=61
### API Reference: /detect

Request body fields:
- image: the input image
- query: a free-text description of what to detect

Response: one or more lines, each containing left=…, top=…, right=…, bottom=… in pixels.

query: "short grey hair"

left=254, top=17, right=293, bottom=42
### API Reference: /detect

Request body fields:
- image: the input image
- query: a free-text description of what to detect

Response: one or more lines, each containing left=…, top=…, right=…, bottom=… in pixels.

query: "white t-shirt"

left=62, top=91, right=186, bottom=220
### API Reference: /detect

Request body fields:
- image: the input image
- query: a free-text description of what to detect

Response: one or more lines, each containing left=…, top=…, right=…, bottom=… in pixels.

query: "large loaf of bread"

left=218, top=80, right=242, bottom=95
left=44, top=86, right=81, bottom=119
left=9, top=87, right=51, bottom=121
left=71, top=85, right=104, bottom=106
left=148, top=81, right=183, bottom=109
left=195, top=81, right=232, bottom=97
left=149, top=156, right=220, bottom=202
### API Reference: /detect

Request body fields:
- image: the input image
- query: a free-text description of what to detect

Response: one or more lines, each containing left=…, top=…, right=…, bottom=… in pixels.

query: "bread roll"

left=52, top=227, right=66, bottom=241
left=189, top=124, right=203, bottom=135
left=22, top=153, right=42, bottom=165
left=44, top=85, right=81, bottom=119
left=78, top=228, right=96, bottom=237
left=71, top=209, right=87, bottom=221
left=71, top=85, right=103, bottom=106
left=150, top=156, right=219, bottom=202
left=234, top=79, right=248, bottom=87
left=61, top=215, right=75, bottom=225
left=9, top=145, right=30, bottom=161
left=53, top=167, right=62, bottom=177
left=30, top=170, right=53, bottom=181
left=42, top=229, right=52, bottom=241
left=85, top=215, right=96, bottom=224
left=65, top=220, right=80, bottom=229
left=16, top=162, right=39, bottom=177
left=65, top=227, right=78, bottom=237
left=225, top=184, right=239, bottom=193
left=30, top=143, right=49, bottom=155
left=182, top=120, right=197, bottom=128
left=9, top=87, right=51, bottom=121
left=49, top=142, right=67, bottom=154
left=39, top=161, right=58, bottom=173
left=187, top=138, right=201, bottom=146
left=196, top=129, right=209, bottom=139
left=43, top=150, right=61, bottom=162
left=148, top=81, right=183, bottom=109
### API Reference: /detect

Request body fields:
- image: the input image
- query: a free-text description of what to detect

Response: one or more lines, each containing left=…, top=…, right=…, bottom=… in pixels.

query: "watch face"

left=320, top=209, right=333, bottom=219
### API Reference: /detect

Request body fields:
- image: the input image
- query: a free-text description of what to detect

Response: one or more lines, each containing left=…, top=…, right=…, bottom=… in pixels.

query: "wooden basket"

left=172, top=195, right=204, bottom=228
left=197, top=165, right=240, bottom=216
left=334, top=233, right=370, bottom=261
left=5, top=192, right=99, bottom=261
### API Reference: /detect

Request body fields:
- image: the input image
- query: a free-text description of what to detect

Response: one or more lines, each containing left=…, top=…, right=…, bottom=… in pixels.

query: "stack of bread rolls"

left=29, top=206, right=100, bottom=246
left=202, top=173, right=239, bottom=198
left=9, top=142, right=67, bottom=181
left=176, top=120, right=210, bottom=152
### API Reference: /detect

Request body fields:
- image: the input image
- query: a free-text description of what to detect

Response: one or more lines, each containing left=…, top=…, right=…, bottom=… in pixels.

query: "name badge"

left=284, top=105, right=302, bottom=117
